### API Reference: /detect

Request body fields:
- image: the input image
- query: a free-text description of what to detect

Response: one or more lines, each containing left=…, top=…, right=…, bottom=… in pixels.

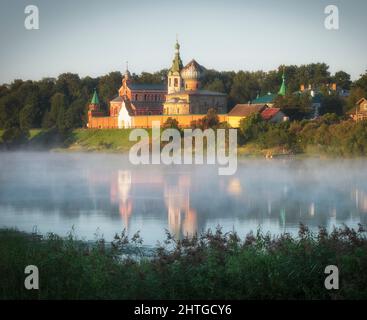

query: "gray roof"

left=111, top=96, right=124, bottom=102
left=129, top=83, right=166, bottom=91
left=167, top=89, right=226, bottom=97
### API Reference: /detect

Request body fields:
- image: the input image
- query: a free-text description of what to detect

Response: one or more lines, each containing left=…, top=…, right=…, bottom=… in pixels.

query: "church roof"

left=169, top=40, right=183, bottom=74
left=90, top=89, right=100, bottom=105
left=252, top=93, right=277, bottom=104
left=181, top=59, right=205, bottom=80
left=278, top=69, right=286, bottom=96
left=111, top=96, right=124, bottom=102
left=129, top=83, right=166, bottom=91
left=166, top=89, right=226, bottom=97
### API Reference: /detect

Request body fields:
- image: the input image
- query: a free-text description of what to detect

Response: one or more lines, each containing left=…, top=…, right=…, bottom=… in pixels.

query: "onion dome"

left=181, top=59, right=205, bottom=81
left=124, top=61, right=131, bottom=80
left=169, top=40, right=183, bottom=75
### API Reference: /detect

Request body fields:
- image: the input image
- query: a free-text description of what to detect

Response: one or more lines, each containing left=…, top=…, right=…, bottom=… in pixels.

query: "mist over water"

left=0, top=152, right=366, bottom=245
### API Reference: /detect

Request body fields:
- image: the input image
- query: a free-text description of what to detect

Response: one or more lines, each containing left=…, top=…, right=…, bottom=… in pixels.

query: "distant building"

left=227, top=104, right=267, bottom=128
left=260, top=107, right=287, bottom=123
left=297, top=82, right=349, bottom=119
left=227, top=104, right=287, bottom=127
left=351, top=98, right=367, bottom=121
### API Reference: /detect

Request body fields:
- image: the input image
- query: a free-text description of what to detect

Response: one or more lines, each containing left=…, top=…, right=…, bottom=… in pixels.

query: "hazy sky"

left=0, top=0, right=366, bottom=84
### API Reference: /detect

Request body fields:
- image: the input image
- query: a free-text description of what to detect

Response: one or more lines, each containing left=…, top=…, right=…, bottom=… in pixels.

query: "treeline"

left=0, top=63, right=367, bottom=136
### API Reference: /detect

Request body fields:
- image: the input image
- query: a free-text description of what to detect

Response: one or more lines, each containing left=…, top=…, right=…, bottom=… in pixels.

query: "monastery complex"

left=87, top=41, right=286, bottom=129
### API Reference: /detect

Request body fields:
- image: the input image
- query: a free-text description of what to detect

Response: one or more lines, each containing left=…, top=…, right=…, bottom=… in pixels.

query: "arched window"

left=135, top=94, right=138, bottom=101
left=144, top=94, right=147, bottom=101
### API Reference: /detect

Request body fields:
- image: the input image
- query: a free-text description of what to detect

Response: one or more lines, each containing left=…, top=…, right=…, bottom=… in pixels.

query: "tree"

left=64, top=98, right=86, bottom=129
left=98, top=72, right=122, bottom=112
left=19, top=104, right=36, bottom=131
left=321, top=95, right=345, bottom=116
left=203, top=78, right=225, bottom=93
left=238, top=112, right=266, bottom=143
left=347, top=87, right=365, bottom=111
left=1, top=127, right=29, bottom=147
left=163, top=117, right=180, bottom=130
left=333, top=71, right=352, bottom=90
left=355, top=70, right=367, bottom=94
left=55, top=73, right=81, bottom=100
left=229, top=71, right=260, bottom=104
left=274, top=93, right=312, bottom=120
left=48, top=93, right=67, bottom=130
left=203, top=108, right=220, bottom=129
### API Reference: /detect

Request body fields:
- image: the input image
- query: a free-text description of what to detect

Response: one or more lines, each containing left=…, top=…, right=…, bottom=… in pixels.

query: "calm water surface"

left=0, top=152, right=366, bottom=245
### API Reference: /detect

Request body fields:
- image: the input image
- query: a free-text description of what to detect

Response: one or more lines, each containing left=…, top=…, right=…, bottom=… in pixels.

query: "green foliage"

left=332, top=71, right=352, bottom=90
left=1, top=127, right=29, bottom=147
left=320, top=94, right=345, bottom=116
left=274, top=93, right=312, bottom=119
left=163, top=117, right=180, bottom=130
left=237, top=113, right=367, bottom=156
left=239, top=113, right=267, bottom=143
left=191, top=108, right=220, bottom=130
left=1, top=225, right=367, bottom=299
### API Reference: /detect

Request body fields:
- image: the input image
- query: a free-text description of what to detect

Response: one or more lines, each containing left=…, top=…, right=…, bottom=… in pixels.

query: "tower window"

left=174, top=78, right=178, bottom=87
left=169, top=79, right=171, bottom=86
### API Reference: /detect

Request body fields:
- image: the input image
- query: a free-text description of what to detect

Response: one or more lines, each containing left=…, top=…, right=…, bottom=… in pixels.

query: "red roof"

left=261, top=108, right=281, bottom=120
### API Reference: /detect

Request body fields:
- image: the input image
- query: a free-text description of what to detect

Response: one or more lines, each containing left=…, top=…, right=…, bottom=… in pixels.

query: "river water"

left=0, top=152, right=366, bottom=245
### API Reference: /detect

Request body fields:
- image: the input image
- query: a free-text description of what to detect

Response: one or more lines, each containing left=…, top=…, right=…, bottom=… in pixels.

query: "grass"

left=62, top=129, right=139, bottom=152
left=6, top=128, right=141, bottom=152
left=1, top=225, right=367, bottom=300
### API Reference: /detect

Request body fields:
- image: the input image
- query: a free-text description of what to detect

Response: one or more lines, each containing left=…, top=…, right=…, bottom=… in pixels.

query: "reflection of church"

left=164, top=175, right=197, bottom=237
left=86, top=165, right=367, bottom=239
left=109, top=169, right=197, bottom=238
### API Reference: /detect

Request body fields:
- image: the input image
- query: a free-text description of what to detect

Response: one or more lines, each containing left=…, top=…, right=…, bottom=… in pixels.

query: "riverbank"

left=1, top=225, right=367, bottom=299
left=0, top=126, right=366, bottom=159
left=0, top=128, right=328, bottom=158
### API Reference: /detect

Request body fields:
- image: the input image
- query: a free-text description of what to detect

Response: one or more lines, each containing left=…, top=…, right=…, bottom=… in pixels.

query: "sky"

left=0, top=0, right=366, bottom=84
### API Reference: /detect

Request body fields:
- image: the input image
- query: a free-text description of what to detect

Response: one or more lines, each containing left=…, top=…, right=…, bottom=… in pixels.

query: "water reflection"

left=0, top=153, right=366, bottom=245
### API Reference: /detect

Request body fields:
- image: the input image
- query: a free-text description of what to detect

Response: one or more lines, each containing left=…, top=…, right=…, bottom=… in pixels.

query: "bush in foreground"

left=0, top=224, right=366, bottom=300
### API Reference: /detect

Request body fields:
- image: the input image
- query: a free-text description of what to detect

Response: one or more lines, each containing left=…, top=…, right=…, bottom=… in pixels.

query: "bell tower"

left=167, top=40, right=183, bottom=94
left=119, top=61, right=131, bottom=97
